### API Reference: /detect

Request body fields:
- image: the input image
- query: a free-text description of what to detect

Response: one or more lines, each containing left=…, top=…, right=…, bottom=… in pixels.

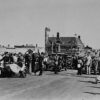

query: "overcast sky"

left=0, top=0, right=100, bottom=48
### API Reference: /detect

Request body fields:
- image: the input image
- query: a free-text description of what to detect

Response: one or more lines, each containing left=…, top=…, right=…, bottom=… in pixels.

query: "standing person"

left=98, top=56, right=100, bottom=74
left=43, top=55, right=48, bottom=71
left=0, top=52, right=10, bottom=68
left=9, top=53, right=14, bottom=64
left=24, top=52, right=31, bottom=74
left=0, top=52, right=10, bottom=77
left=13, top=53, right=17, bottom=63
left=62, top=56, right=67, bottom=71
left=95, top=56, right=100, bottom=84
left=31, top=52, right=36, bottom=73
left=94, top=53, right=99, bottom=75
left=38, top=53, right=44, bottom=76
left=17, top=53, right=23, bottom=68
left=54, top=54, right=59, bottom=74
left=72, top=56, right=78, bottom=70
left=77, top=57, right=83, bottom=75
left=58, top=55, right=62, bottom=71
left=82, top=56, right=87, bottom=74
left=86, top=53, right=92, bottom=75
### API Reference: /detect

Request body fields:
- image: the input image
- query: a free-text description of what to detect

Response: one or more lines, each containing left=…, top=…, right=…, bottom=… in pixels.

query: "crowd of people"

left=74, top=51, right=100, bottom=75
left=0, top=51, right=44, bottom=76
left=0, top=49, right=100, bottom=77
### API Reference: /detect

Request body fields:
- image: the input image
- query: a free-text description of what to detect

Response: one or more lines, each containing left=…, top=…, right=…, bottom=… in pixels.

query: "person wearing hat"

left=0, top=52, right=10, bottom=68
left=9, top=53, right=14, bottom=64
left=17, top=52, right=23, bottom=68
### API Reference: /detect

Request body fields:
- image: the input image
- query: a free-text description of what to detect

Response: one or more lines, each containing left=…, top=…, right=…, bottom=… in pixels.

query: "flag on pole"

left=74, top=33, right=77, bottom=37
left=45, top=27, right=50, bottom=32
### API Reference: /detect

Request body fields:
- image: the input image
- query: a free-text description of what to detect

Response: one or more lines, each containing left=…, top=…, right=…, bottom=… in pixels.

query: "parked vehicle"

left=0, top=63, right=26, bottom=78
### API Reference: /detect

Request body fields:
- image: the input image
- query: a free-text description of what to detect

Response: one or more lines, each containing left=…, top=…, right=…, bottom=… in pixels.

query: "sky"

left=0, top=0, right=100, bottom=49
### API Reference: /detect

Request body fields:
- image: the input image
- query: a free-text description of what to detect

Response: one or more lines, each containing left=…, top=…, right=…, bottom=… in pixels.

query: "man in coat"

left=24, top=52, right=31, bottom=74
left=38, top=53, right=44, bottom=76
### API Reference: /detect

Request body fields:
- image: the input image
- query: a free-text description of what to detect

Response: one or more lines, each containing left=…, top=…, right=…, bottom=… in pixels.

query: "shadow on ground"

left=84, top=92, right=100, bottom=95
left=87, top=86, right=100, bottom=89
left=76, top=75, right=96, bottom=79
left=46, top=71, right=76, bottom=77
left=79, top=80, right=96, bottom=84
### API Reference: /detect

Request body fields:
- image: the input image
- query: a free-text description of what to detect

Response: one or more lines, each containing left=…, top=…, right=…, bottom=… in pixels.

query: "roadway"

left=0, top=70, right=100, bottom=100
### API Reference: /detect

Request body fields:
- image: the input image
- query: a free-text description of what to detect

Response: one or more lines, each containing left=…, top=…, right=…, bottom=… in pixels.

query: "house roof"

left=48, top=37, right=76, bottom=45
left=47, top=36, right=84, bottom=47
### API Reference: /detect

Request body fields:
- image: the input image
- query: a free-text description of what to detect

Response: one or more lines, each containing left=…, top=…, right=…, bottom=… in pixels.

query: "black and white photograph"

left=0, top=0, right=100, bottom=100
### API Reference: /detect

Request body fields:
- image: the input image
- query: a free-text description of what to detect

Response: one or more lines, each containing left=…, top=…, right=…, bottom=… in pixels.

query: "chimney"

left=57, top=32, right=60, bottom=39
left=78, top=35, right=81, bottom=39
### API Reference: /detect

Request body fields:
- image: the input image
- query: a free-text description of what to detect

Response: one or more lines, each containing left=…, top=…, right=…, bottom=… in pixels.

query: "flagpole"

left=45, top=27, right=47, bottom=54
left=45, top=27, right=50, bottom=55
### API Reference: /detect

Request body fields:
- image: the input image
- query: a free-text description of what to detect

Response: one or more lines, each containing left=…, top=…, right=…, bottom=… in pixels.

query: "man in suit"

left=38, top=53, right=44, bottom=76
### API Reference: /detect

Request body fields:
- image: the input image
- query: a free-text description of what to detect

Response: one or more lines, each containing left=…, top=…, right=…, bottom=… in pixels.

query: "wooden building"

left=45, top=32, right=84, bottom=55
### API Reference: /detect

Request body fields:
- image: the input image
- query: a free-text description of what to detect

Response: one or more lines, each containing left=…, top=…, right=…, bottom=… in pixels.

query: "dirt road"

left=0, top=70, right=99, bottom=100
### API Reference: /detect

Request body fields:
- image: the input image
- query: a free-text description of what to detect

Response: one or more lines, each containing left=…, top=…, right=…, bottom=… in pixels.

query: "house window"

left=61, top=46, right=66, bottom=49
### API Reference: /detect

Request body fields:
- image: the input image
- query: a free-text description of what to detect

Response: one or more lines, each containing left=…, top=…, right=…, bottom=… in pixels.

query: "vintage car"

left=45, top=53, right=67, bottom=71
left=0, top=63, right=27, bottom=78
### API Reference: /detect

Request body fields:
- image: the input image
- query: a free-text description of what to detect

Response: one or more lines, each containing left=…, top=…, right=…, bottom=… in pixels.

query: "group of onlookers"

left=0, top=50, right=100, bottom=77
left=0, top=51, right=44, bottom=76
left=75, top=51, right=100, bottom=75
